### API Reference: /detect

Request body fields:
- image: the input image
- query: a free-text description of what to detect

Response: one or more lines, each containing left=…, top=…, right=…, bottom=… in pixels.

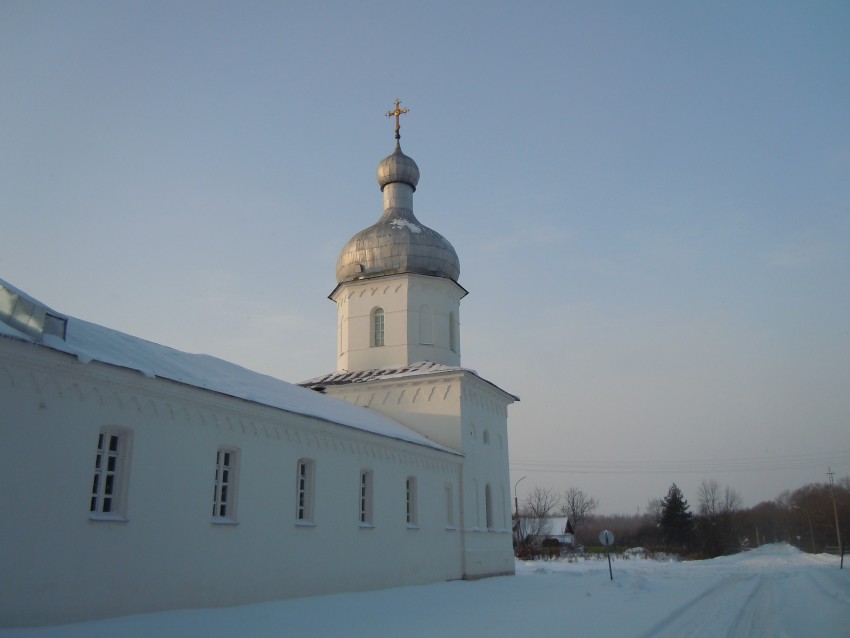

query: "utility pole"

left=827, top=468, right=843, bottom=569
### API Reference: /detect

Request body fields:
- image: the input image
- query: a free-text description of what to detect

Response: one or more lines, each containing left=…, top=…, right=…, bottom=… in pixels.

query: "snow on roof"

left=0, top=279, right=456, bottom=454
left=301, top=360, right=520, bottom=401
left=542, top=517, right=573, bottom=536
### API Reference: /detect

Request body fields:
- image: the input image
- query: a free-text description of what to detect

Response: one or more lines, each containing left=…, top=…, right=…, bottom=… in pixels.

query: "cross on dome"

left=386, top=99, right=409, bottom=140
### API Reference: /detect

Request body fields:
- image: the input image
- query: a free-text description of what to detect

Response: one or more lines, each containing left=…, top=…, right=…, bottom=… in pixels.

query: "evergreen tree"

left=658, top=483, right=694, bottom=551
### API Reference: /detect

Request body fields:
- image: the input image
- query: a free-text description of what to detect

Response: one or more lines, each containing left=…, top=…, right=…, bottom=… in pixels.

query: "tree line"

left=514, top=476, right=849, bottom=559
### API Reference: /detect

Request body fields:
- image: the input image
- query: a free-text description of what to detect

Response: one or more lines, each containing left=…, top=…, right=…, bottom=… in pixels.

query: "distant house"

left=532, top=517, right=576, bottom=546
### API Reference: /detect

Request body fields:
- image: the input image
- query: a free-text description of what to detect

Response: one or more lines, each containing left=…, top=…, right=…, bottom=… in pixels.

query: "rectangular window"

left=445, top=484, right=455, bottom=528
left=406, top=476, right=418, bottom=526
left=296, top=459, right=315, bottom=523
left=359, top=470, right=373, bottom=525
left=90, top=429, right=131, bottom=519
left=212, top=448, right=239, bottom=522
left=485, top=483, right=494, bottom=529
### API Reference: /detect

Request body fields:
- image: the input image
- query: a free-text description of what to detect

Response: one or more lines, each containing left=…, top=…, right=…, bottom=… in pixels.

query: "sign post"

left=599, top=529, right=615, bottom=581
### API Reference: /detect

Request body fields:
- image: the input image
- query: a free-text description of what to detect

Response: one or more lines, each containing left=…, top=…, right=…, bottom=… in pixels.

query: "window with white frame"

left=406, top=476, right=418, bottom=526
left=372, top=308, right=385, bottom=347
left=485, top=483, right=494, bottom=530
left=212, top=447, right=239, bottom=522
left=90, top=428, right=132, bottom=519
left=296, top=458, right=315, bottom=523
left=359, top=470, right=373, bottom=525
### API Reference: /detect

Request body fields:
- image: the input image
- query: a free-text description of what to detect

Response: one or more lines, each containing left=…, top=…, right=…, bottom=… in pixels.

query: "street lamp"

left=793, top=505, right=816, bottom=553
left=513, top=476, right=526, bottom=543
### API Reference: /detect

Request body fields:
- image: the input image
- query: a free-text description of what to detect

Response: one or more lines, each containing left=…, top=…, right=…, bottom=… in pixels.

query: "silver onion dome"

left=336, top=142, right=460, bottom=284
left=376, top=141, right=420, bottom=191
left=335, top=209, right=460, bottom=283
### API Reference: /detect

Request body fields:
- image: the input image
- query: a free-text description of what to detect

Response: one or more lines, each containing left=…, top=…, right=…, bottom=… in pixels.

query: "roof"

left=543, top=518, right=574, bottom=536
left=335, top=141, right=461, bottom=285
left=300, top=360, right=520, bottom=402
left=0, top=279, right=456, bottom=454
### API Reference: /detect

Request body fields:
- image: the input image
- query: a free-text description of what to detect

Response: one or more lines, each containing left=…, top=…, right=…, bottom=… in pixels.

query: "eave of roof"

left=300, top=360, right=519, bottom=402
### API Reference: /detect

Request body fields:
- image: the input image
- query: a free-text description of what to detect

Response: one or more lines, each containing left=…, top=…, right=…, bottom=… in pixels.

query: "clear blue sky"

left=2, top=1, right=848, bottom=514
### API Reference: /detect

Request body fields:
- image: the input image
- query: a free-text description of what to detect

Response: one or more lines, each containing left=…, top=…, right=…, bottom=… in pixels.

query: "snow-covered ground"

left=3, top=544, right=847, bottom=637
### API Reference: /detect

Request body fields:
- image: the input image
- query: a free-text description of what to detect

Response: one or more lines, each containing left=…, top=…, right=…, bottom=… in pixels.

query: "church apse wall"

left=321, top=368, right=515, bottom=580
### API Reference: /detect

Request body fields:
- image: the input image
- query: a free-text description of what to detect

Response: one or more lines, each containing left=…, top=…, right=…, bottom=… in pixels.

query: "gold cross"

left=386, top=99, right=409, bottom=139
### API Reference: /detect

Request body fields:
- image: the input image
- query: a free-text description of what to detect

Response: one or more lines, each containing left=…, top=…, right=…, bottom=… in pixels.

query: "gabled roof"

left=300, top=360, right=520, bottom=402
left=0, top=279, right=456, bottom=454
left=543, top=517, right=574, bottom=536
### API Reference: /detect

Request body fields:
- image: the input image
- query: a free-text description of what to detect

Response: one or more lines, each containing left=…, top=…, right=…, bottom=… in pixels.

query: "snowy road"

left=2, top=544, right=847, bottom=637
left=639, top=568, right=848, bottom=637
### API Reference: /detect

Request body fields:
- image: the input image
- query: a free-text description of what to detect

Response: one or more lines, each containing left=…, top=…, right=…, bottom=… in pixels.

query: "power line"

left=510, top=450, right=850, bottom=476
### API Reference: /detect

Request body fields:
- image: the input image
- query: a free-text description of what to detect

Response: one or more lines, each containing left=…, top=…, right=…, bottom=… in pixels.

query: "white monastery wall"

left=0, top=339, right=464, bottom=627
left=322, top=371, right=514, bottom=580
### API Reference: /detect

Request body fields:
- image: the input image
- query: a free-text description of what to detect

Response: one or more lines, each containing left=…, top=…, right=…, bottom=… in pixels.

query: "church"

left=0, top=104, right=517, bottom=628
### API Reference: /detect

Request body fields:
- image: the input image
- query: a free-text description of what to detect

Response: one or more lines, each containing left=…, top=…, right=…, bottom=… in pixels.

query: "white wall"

left=0, top=339, right=464, bottom=627
left=456, top=377, right=515, bottom=579
left=332, top=273, right=464, bottom=372
left=322, top=370, right=516, bottom=581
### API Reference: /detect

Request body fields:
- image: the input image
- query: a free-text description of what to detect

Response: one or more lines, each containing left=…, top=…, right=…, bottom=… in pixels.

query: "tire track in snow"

left=727, top=574, right=781, bottom=638
left=636, top=572, right=785, bottom=638
left=800, top=568, right=850, bottom=607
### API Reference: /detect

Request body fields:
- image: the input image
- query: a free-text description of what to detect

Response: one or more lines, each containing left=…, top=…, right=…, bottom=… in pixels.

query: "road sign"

left=599, top=530, right=615, bottom=547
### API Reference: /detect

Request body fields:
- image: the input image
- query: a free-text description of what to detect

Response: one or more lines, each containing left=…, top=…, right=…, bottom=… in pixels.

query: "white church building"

left=0, top=112, right=517, bottom=628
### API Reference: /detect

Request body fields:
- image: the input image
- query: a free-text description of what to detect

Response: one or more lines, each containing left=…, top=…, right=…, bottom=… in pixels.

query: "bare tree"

left=646, top=498, right=663, bottom=522
left=723, top=485, right=742, bottom=513
left=699, top=479, right=743, bottom=517
left=699, top=479, right=742, bottom=516
left=561, top=487, right=597, bottom=545
left=696, top=479, right=743, bottom=557
left=519, top=486, right=560, bottom=541
left=698, top=479, right=722, bottom=516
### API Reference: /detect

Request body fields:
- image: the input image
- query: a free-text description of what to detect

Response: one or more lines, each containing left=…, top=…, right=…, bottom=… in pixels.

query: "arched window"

left=449, top=311, right=457, bottom=353
left=499, top=485, right=507, bottom=528
left=472, top=479, right=480, bottom=527
left=372, top=308, right=385, bottom=347
left=485, top=483, right=494, bottom=530
left=338, top=320, right=343, bottom=356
